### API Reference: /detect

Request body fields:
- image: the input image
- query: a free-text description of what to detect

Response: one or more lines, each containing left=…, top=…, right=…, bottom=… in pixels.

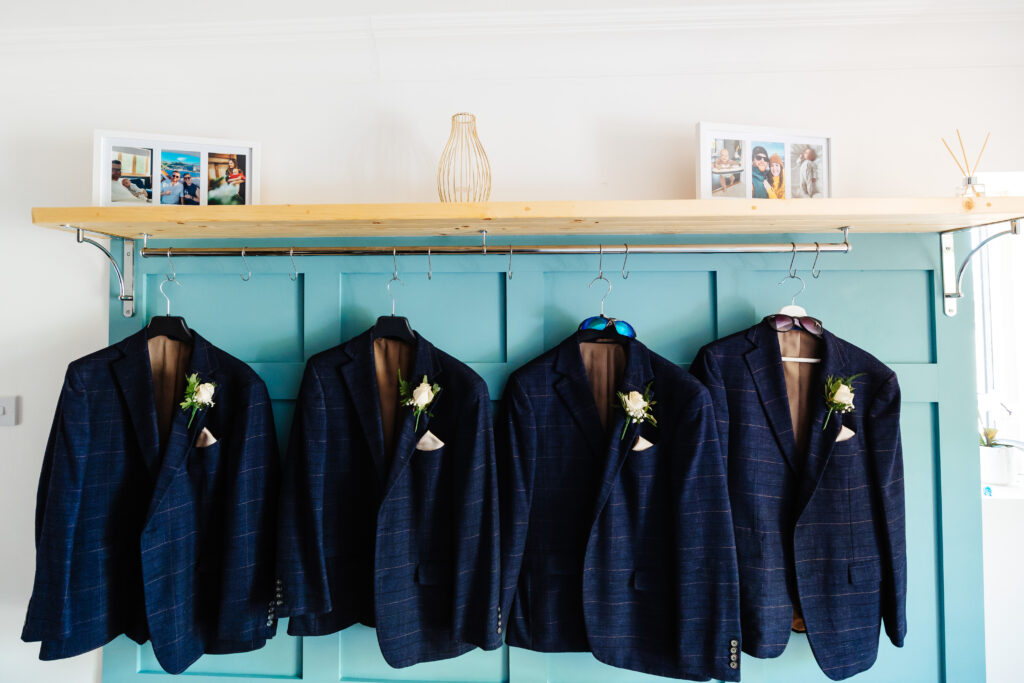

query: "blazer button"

left=730, top=646, right=737, bottom=654
left=729, top=662, right=738, bottom=669
left=730, top=654, right=738, bottom=661
left=496, top=627, right=502, bottom=634
left=730, top=639, right=739, bottom=647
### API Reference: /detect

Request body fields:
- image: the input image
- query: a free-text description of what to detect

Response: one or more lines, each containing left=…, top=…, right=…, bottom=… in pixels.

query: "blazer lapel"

left=744, top=324, right=800, bottom=473
left=112, top=330, right=161, bottom=478
left=590, top=339, right=653, bottom=524
left=553, top=336, right=605, bottom=458
left=382, top=334, right=441, bottom=499
left=795, top=331, right=848, bottom=519
left=339, top=330, right=388, bottom=486
left=145, top=333, right=220, bottom=523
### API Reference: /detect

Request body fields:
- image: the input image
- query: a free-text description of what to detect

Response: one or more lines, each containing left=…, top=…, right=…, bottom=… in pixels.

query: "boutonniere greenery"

left=823, top=374, right=864, bottom=430
left=180, top=373, right=216, bottom=428
left=399, top=369, right=441, bottom=431
left=616, top=383, right=657, bottom=440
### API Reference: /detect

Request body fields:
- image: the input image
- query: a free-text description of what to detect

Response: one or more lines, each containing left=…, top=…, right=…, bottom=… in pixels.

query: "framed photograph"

left=94, top=131, right=260, bottom=207
left=697, top=122, right=831, bottom=200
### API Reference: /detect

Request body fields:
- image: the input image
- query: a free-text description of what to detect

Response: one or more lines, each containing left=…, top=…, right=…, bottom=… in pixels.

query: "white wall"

left=1, top=2, right=1022, bottom=681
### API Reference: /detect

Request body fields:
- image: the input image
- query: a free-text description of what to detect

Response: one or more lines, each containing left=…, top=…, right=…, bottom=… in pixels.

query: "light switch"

left=0, top=397, right=17, bottom=426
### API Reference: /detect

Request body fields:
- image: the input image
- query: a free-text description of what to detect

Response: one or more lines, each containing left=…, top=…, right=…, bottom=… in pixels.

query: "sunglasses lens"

left=581, top=316, right=607, bottom=331
left=768, top=314, right=793, bottom=331
left=800, top=317, right=823, bottom=335
left=613, top=320, right=637, bottom=338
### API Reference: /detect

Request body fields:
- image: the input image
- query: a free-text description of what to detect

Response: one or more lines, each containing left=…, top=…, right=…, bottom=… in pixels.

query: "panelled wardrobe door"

left=104, top=234, right=977, bottom=683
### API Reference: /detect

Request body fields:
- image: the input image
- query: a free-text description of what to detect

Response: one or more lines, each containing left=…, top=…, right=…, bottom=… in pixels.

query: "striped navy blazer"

left=691, top=322, right=906, bottom=681
left=499, top=334, right=742, bottom=681
left=277, top=330, right=502, bottom=667
left=22, top=330, right=279, bottom=674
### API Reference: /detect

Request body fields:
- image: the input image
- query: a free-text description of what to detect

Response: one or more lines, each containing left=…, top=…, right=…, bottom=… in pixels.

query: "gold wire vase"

left=437, top=112, right=491, bottom=203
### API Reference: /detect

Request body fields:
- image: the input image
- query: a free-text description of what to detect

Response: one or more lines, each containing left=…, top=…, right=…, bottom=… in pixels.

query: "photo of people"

left=711, top=138, right=744, bottom=197
left=791, top=143, right=825, bottom=198
left=752, top=141, right=785, bottom=199
left=160, top=150, right=201, bottom=205
left=208, top=153, right=247, bottom=205
left=110, top=146, right=152, bottom=203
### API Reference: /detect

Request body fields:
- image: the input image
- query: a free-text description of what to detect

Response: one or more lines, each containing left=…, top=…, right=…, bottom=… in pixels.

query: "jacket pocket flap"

left=633, top=569, right=670, bottom=592
left=415, top=563, right=449, bottom=586
left=848, top=560, right=881, bottom=584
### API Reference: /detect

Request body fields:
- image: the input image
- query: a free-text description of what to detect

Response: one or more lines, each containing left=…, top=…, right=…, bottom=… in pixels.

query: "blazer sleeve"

left=22, top=367, right=89, bottom=643
left=497, top=375, right=536, bottom=626
left=673, top=386, right=742, bottom=682
left=449, top=387, right=501, bottom=651
left=276, top=362, right=331, bottom=619
left=867, top=372, right=907, bottom=647
left=214, top=378, right=280, bottom=641
left=690, top=347, right=730, bottom=461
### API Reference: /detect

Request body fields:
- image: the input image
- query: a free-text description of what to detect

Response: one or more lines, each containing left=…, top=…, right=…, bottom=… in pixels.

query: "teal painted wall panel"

left=144, top=273, right=306, bottom=362
left=542, top=271, right=715, bottom=365
left=102, top=233, right=983, bottom=683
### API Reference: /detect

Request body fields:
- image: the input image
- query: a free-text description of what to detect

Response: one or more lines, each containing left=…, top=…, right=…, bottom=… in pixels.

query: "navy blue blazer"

left=691, top=323, right=907, bottom=681
left=499, top=334, right=742, bottom=681
left=22, top=330, right=280, bottom=675
left=277, top=330, right=502, bottom=667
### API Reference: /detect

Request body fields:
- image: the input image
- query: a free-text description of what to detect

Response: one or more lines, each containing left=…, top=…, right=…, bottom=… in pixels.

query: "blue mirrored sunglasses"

left=579, top=315, right=636, bottom=339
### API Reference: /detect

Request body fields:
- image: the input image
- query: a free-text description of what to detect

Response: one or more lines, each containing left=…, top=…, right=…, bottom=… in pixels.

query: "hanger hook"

left=165, top=249, right=177, bottom=281
left=386, top=248, right=403, bottom=316
left=621, top=244, right=630, bottom=279
left=288, top=248, right=298, bottom=281
left=158, top=277, right=181, bottom=316
left=787, top=242, right=798, bottom=278
left=507, top=246, right=514, bottom=281
left=240, top=247, right=252, bottom=281
left=811, top=242, right=823, bottom=279
left=588, top=245, right=612, bottom=317
left=427, top=248, right=432, bottom=280
left=777, top=270, right=806, bottom=304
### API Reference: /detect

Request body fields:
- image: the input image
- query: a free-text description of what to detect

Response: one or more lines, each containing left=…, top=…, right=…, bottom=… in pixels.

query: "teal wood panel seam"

left=99, top=233, right=982, bottom=683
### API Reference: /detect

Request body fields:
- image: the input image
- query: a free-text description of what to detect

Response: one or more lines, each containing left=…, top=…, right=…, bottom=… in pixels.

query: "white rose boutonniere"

left=616, top=382, right=657, bottom=440
left=180, top=373, right=216, bottom=428
left=823, top=374, right=864, bottom=430
left=398, top=369, right=441, bottom=431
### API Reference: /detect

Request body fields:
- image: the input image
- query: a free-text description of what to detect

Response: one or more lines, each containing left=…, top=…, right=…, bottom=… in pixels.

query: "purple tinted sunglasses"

left=764, top=314, right=823, bottom=337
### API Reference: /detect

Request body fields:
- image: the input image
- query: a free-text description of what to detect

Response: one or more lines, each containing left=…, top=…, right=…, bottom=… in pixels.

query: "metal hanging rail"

left=64, top=224, right=852, bottom=319
left=137, top=227, right=852, bottom=258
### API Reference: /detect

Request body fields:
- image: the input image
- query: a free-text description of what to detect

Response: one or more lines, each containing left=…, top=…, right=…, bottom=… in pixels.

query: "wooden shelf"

left=32, top=197, right=1024, bottom=240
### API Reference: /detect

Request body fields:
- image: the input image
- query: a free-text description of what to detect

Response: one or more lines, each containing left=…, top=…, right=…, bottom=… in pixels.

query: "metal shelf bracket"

left=941, top=218, right=1020, bottom=317
left=70, top=226, right=135, bottom=317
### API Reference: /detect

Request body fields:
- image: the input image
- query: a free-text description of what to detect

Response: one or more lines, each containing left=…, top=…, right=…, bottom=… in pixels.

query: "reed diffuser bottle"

left=437, top=112, right=491, bottom=203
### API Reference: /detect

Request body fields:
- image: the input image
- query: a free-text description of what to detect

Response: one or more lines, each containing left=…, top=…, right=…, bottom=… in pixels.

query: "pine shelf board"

left=32, top=197, right=1024, bottom=240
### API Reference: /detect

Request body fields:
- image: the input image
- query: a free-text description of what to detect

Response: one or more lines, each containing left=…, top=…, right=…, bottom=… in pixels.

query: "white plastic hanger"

left=777, top=244, right=820, bottom=364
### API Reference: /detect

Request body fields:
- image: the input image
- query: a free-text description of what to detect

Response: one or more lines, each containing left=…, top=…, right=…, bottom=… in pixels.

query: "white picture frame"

left=94, top=130, right=261, bottom=207
left=697, top=122, right=831, bottom=200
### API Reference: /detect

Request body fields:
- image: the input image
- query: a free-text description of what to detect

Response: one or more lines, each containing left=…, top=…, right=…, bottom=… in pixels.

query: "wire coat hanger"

left=578, top=245, right=636, bottom=342
left=372, top=248, right=415, bottom=343
left=146, top=254, right=192, bottom=342
left=777, top=243, right=808, bottom=317
left=588, top=245, right=612, bottom=317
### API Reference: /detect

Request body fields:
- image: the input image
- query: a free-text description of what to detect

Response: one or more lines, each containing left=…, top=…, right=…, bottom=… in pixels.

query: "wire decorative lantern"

left=437, top=112, right=491, bottom=203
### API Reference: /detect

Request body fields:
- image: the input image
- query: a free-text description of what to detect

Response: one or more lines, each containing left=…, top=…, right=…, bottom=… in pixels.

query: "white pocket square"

left=836, top=425, right=856, bottom=443
left=195, top=427, right=218, bottom=448
left=632, top=435, right=655, bottom=452
left=416, top=430, right=445, bottom=451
